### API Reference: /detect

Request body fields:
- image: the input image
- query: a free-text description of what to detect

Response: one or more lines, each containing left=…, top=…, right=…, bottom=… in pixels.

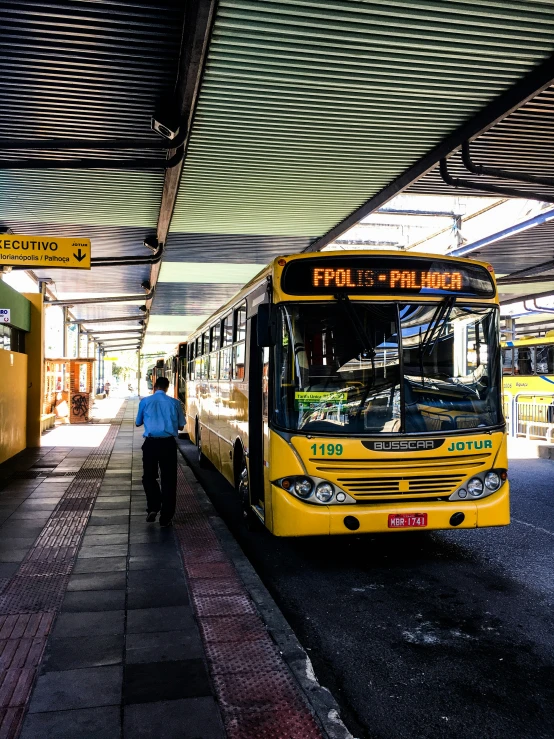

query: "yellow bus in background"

left=502, top=335, right=554, bottom=436
left=502, top=334, right=554, bottom=398
left=185, top=251, right=509, bottom=537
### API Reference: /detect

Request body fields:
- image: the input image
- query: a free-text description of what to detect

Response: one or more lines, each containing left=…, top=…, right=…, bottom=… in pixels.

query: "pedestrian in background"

left=135, top=376, right=185, bottom=527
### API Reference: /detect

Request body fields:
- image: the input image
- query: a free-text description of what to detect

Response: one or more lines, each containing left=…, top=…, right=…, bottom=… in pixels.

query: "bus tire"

left=196, top=422, right=208, bottom=468
left=236, top=455, right=259, bottom=531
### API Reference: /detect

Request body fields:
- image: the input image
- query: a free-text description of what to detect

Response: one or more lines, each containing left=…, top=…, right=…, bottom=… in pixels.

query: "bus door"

left=247, top=314, right=265, bottom=509
left=177, top=344, right=187, bottom=407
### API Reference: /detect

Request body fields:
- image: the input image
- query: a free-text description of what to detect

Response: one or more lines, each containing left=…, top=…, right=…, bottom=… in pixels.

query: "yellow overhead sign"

left=0, top=235, right=91, bottom=270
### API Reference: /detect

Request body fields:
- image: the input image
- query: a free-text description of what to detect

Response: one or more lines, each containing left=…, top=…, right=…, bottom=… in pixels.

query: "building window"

left=0, top=326, right=25, bottom=353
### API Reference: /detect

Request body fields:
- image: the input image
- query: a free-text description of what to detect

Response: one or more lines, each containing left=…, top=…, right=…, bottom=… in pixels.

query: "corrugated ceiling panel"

left=6, top=222, right=154, bottom=257
left=171, top=0, right=554, bottom=237
left=469, top=219, right=554, bottom=274
left=164, top=232, right=312, bottom=263
left=67, top=302, right=145, bottom=322
left=0, top=171, right=164, bottom=226
left=411, top=85, right=554, bottom=198
left=151, top=283, right=245, bottom=317
left=0, top=1, right=184, bottom=225
left=39, top=264, right=150, bottom=297
left=0, top=0, right=182, bottom=142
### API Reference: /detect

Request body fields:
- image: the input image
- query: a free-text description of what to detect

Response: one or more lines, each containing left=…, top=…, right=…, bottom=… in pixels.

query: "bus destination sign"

left=280, top=256, right=495, bottom=298
left=312, top=266, right=463, bottom=292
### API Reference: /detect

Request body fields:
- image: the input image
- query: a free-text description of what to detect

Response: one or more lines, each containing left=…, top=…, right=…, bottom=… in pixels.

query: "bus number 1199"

left=310, top=444, right=343, bottom=456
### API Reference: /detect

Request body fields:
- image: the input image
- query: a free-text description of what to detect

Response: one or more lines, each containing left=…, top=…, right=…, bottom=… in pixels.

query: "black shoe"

left=159, top=519, right=173, bottom=528
left=146, top=512, right=157, bottom=522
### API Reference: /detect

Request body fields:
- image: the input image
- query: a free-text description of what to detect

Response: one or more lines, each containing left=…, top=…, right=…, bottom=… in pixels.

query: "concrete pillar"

left=24, top=291, right=45, bottom=448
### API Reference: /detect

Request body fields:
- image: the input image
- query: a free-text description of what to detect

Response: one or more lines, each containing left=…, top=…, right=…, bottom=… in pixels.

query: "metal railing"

left=509, top=393, right=554, bottom=442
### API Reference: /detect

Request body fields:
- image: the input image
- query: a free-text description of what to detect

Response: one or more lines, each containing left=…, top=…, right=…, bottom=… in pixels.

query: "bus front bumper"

left=270, top=483, right=510, bottom=537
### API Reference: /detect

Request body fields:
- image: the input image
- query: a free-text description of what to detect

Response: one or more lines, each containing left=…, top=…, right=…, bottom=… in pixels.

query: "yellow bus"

left=185, top=250, right=509, bottom=536
left=502, top=334, right=554, bottom=397
left=501, top=335, right=554, bottom=437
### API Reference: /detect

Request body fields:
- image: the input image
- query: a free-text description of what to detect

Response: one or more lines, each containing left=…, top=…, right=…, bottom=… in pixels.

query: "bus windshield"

left=273, top=302, right=502, bottom=434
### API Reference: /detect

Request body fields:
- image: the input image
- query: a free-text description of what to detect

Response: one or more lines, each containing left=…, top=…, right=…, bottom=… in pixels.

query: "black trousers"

left=141, top=437, right=177, bottom=521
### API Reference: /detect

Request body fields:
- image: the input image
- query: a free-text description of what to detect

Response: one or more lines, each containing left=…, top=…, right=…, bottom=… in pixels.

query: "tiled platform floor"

left=0, top=402, right=225, bottom=739
left=0, top=399, right=326, bottom=739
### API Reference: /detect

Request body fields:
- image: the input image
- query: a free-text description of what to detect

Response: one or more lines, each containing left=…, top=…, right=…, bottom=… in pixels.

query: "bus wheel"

left=196, top=423, right=208, bottom=468
left=238, top=460, right=259, bottom=531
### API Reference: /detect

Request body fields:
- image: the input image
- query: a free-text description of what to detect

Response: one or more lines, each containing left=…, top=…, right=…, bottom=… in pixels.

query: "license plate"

left=388, top=513, right=428, bottom=528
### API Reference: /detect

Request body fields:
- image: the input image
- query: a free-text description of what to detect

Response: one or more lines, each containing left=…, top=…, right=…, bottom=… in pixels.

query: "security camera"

left=143, top=235, right=158, bottom=251
left=151, top=115, right=180, bottom=141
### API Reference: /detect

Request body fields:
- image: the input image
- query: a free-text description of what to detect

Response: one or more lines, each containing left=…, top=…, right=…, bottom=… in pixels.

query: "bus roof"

left=186, top=249, right=498, bottom=341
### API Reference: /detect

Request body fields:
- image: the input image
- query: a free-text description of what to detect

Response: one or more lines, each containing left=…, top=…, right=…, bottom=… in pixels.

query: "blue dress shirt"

left=136, top=391, right=186, bottom=438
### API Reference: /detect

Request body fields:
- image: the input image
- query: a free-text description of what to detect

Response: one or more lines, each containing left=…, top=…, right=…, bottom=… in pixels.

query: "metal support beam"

left=47, top=291, right=152, bottom=307
left=450, top=208, right=554, bottom=258
left=439, top=158, right=554, bottom=203
left=143, top=0, right=217, bottom=347
left=462, top=141, right=554, bottom=188
left=501, top=289, right=554, bottom=307
left=67, top=315, right=144, bottom=325
left=62, top=306, right=68, bottom=356
left=90, top=329, right=143, bottom=335
left=303, top=52, right=554, bottom=252
left=0, top=151, right=184, bottom=171
left=513, top=318, right=554, bottom=331
left=377, top=209, right=458, bottom=218
left=497, top=259, right=554, bottom=284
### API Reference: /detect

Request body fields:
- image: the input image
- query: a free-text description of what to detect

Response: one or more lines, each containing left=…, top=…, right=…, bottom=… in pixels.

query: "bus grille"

left=337, top=474, right=465, bottom=501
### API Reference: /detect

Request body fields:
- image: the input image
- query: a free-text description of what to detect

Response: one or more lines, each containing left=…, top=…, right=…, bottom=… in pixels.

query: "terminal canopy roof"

left=1, top=1, right=554, bottom=351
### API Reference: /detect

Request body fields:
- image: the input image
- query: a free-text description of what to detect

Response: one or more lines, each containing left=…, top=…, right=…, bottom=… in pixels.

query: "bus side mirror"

left=257, top=304, right=277, bottom=347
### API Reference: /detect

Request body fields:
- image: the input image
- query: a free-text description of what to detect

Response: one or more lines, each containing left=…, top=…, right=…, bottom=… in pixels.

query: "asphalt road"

left=179, top=440, right=554, bottom=739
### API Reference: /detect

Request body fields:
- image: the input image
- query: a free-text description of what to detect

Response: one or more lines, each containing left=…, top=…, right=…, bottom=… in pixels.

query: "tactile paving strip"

left=173, top=466, right=324, bottom=739
left=0, top=408, right=125, bottom=739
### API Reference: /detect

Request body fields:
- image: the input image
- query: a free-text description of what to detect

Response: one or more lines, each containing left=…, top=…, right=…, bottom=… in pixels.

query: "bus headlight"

left=294, top=478, right=314, bottom=499
left=484, top=471, right=501, bottom=491
left=468, top=478, right=484, bottom=497
left=315, top=482, right=334, bottom=503
left=275, top=476, right=354, bottom=505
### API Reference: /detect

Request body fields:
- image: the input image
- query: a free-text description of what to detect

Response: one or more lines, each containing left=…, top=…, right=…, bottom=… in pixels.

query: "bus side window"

left=220, top=347, right=231, bottom=380
left=516, top=347, right=533, bottom=375
left=536, top=345, right=554, bottom=374
left=232, top=303, right=247, bottom=380
left=210, top=324, right=221, bottom=352
left=222, top=314, right=233, bottom=346
left=502, top=348, right=513, bottom=376
left=188, top=343, right=195, bottom=380
left=209, top=352, right=219, bottom=380
left=234, top=304, right=247, bottom=343
left=233, top=343, right=245, bottom=380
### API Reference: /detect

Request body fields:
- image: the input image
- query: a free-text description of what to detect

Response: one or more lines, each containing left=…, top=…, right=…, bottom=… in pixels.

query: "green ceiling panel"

left=0, top=171, right=164, bottom=228
left=171, top=0, right=554, bottom=236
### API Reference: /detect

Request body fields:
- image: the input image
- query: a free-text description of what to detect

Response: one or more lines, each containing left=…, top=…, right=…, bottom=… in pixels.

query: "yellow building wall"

left=0, top=350, right=28, bottom=465
left=24, top=293, right=44, bottom=448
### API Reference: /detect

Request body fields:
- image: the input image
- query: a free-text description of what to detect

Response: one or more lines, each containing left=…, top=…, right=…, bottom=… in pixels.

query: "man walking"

left=135, top=376, right=186, bottom=527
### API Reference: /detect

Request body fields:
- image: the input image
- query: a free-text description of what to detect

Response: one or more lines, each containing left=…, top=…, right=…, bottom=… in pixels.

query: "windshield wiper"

left=335, top=294, right=377, bottom=418
left=335, top=293, right=376, bottom=360
left=416, top=296, right=456, bottom=389
left=421, top=296, right=456, bottom=357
